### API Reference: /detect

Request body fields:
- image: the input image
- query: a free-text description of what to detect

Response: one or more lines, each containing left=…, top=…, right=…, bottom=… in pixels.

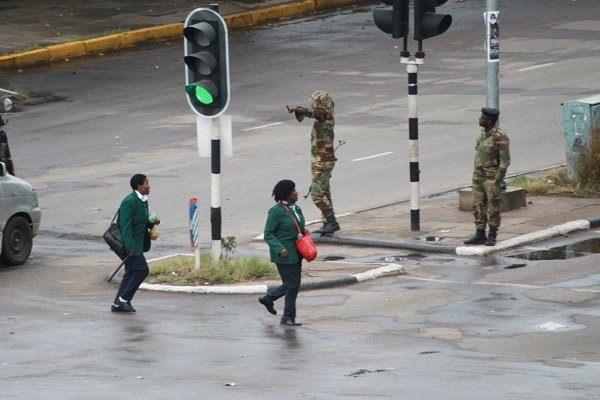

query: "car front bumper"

left=30, top=206, right=41, bottom=236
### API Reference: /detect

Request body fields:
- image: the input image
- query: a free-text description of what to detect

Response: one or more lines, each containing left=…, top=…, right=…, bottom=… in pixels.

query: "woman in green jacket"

left=259, top=180, right=306, bottom=326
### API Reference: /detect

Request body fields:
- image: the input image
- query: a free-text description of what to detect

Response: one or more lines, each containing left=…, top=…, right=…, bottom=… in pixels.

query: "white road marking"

left=242, top=122, right=284, bottom=132
left=0, top=88, right=20, bottom=95
left=352, top=152, right=394, bottom=162
left=517, top=62, right=556, bottom=72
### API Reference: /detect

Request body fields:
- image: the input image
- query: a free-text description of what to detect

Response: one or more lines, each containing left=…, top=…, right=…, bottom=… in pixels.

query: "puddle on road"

left=504, top=263, right=527, bottom=270
left=379, top=253, right=427, bottom=263
left=321, top=256, right=346, bottom=261
left=420, top=236, right=443, bottom=242
left=511, top=238, right=600, bottom=261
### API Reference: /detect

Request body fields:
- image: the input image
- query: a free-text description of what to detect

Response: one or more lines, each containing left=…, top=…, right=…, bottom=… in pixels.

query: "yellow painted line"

left=0, top=0, right=365, bottom=70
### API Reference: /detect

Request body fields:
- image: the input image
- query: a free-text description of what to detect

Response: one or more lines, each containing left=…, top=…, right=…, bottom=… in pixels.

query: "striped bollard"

left=210, top=119, right=222, bottom=260
left=407, top=62, right=420, bottom=231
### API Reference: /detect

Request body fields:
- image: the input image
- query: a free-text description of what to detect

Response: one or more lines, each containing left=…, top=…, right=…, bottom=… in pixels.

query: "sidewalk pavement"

left=0, top=0, right=367, bottom=56
left=317, top=192, right=600, bottom=251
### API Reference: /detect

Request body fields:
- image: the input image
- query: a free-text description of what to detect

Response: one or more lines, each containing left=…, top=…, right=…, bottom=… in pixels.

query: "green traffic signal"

left=183, top=8, right=230, bottom=116
left=186, top=80, right=219, bottom=105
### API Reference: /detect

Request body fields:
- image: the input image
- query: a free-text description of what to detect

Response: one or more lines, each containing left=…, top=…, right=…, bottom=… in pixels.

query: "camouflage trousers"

left=311, top=161, right=335, bottom=222
left=472, top=179, right=501, bottom=230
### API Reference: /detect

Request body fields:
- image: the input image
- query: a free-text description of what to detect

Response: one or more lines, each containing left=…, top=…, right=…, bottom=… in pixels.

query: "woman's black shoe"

left=115, top=299, right=135, bottom=313
left=258, top=296, right=277, bottom=315
left=280, top=316, right=301, bottom=326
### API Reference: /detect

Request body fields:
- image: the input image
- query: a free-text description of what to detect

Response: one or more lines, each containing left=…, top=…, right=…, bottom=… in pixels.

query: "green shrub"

left=149, top=254, right=277, bottom=285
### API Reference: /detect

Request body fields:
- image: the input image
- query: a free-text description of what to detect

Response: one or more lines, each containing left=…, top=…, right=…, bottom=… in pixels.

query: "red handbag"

left=280, top=203, right=318, bottom=262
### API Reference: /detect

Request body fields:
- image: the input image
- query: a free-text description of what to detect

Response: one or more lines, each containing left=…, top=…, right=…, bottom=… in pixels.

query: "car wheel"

left=2, top=216, right=33, bottom=266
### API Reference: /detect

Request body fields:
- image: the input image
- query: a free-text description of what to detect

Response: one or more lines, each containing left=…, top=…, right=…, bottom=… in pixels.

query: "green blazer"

left=264, top=203, right=305, bottom=265
left=118, top=191, right=153, bottom=256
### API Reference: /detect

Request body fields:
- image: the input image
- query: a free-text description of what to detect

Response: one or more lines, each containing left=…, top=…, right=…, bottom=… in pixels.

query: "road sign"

left=189, top=198, right=199, bottom=250
left=189, top=197, right=201, bottom=270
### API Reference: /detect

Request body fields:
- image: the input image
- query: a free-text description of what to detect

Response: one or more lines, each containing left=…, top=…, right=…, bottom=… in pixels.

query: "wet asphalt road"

left=2, top=1, right=600, bottom=397
left=2, top=231, right=600, bottom=399
left=1, top=0, right=600, bottom=242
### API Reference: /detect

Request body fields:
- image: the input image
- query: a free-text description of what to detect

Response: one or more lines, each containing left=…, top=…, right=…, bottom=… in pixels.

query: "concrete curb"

left=456, top=219, right=593, bottom=256
left=311, top=215, right=600, bottom=257
left=109, top=263, right=406, bottom=294
left=0, top=0, right=367, bottom=70
left=313, top=234, right=457, bottom=254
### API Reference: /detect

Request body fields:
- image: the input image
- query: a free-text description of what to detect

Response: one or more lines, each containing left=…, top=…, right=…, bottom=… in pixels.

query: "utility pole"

left=485, top=0, right=499, bottom=115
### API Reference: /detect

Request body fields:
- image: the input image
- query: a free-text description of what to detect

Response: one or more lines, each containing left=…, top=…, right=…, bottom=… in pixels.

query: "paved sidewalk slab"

left=325, top=193, right=600, bottom=250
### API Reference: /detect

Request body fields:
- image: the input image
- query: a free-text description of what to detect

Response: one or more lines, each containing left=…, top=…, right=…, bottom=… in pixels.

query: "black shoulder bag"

left=103, top=210, right=126, bottom=258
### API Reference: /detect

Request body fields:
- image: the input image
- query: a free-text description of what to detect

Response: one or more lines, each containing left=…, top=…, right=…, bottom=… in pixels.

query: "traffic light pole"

left=210, top=117, right=222, bottom=261
left=402, top=56, right=424, bottom=232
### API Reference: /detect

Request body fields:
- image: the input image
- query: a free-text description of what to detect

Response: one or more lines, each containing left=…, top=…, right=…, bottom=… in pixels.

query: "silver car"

left=0, top=96, right=41, bottom=265
left=0, top=162, right=41, bottom=265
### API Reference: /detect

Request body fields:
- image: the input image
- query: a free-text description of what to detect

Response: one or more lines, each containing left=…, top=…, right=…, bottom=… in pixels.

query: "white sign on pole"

left=485, top=11, right=500, bottom=62
left=220, top=115, right=233, bottom=158
left=196, top=115, right=233, bottom=158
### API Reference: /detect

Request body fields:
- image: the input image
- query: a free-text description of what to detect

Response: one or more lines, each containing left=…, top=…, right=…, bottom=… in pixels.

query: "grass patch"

left=148, top=254, right=277, bottom=286
left=509, top=130, right=600, bottom=198
left=509, top=164, right=600, bottom=198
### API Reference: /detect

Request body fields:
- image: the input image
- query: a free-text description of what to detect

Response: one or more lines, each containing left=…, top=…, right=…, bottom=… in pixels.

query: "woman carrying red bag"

left=260, top=180, right=314, bottom=326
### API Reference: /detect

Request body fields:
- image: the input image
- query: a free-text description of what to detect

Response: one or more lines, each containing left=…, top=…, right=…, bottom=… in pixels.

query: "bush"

left=148, top=254, right=277, bottom=285
left=508, top=139, right=600, bottom=199
left=577, top=133, right=600, bottom=192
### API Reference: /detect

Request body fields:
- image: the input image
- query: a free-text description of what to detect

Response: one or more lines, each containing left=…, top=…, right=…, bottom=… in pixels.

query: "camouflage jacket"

left=307, top=107, right=336, bottom=164
left=473, top=127, right=510, bottom=183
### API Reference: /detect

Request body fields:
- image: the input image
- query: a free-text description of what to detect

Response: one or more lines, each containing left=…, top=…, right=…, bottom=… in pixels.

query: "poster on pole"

left=485, top=11, right=500, bottom=62
left=189, top=198, right=199, bottom=250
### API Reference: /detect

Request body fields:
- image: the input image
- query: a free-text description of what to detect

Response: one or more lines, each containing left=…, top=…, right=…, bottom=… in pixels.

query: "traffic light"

left=184, top=8, right=230, bottom=118
left=413, top=0, right=452, bottom=40
left=373, top=0, right=408, bottom=39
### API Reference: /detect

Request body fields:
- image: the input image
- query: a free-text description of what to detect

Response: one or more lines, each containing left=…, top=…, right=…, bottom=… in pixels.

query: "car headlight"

left=32, top=189, right=39, bottom=207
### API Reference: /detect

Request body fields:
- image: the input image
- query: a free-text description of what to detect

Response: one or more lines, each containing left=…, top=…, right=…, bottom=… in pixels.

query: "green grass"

left=508, top=165, right=600, bottom=198
left=148, top=254, right=277, bottom=285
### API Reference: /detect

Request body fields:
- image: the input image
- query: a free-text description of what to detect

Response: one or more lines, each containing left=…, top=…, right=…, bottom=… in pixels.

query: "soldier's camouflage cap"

left=481, top=107, right=500, bottom=121
left=311, top=90, right=334, bottom=111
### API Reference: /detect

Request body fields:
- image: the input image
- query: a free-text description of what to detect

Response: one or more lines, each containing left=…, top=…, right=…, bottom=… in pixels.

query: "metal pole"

left=485, top=0, right=499, bottom=113
left=208, top=2, right=222, bottom=261
left=210, top=118, right=222, bottom=261
left=407, top=62, right=420, bottom=231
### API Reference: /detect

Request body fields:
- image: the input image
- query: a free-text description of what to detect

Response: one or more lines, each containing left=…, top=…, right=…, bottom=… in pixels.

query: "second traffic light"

left=184, top=8, right=230, bottom=118
left=413, top=0, right=452, bottom=40
left=373, top=0, right=408, bottom=39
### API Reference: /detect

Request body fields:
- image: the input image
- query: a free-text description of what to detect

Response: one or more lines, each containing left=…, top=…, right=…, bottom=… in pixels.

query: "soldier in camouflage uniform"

left=0, top=115, right=15, bottom=176
left=464, top=108, right=510, bottom=246
left=286, top=90, right=340, bottom=234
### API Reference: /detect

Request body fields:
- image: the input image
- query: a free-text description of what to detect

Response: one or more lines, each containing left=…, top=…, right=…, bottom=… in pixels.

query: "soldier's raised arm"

left=286, top=105, right=332, bottom=123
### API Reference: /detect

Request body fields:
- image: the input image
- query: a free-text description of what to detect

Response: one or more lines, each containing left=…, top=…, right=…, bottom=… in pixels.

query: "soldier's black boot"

left=485, top=227, right=498, bottom=246
left=316, top=215, right=340, bottom=235
left=464, top=229, right=487, bottom=245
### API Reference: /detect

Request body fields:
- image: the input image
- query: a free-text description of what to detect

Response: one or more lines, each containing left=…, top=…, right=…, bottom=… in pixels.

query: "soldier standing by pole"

left=464, top=108, right=509, bottom=247
left=287, top=90, right=340, bottom=235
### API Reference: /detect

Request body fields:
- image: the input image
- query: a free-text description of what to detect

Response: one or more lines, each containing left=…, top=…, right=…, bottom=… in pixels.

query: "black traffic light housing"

left=373, top=0, right=408, bottom=39
left=184, top=8, right=230, bottom=118
left=413, top=0, right=452, bottom=41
